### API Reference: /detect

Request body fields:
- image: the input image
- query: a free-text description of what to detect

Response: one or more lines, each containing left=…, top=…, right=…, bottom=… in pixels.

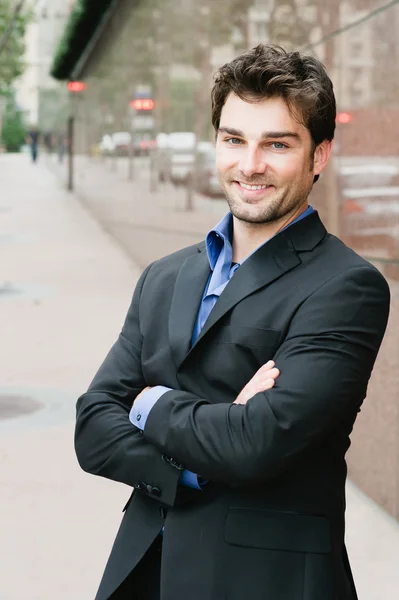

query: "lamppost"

left=66, top=80, right=86, bottom=191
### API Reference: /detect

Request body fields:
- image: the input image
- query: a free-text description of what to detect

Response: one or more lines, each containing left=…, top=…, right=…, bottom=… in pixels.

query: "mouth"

left=234, top=181, right=275, bottom=197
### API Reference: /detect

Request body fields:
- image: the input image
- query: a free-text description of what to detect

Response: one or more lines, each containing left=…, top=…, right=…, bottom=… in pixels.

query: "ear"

left=313, top=140, right=333, bottom=177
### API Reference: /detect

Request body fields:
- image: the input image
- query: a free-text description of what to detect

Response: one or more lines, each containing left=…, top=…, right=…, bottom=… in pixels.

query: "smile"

left=238, top=182, right=270, bottom=190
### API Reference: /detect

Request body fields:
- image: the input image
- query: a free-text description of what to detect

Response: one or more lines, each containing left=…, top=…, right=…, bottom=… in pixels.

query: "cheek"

left=271, top=155, right=308, bottom=181
left=216, top=151, right=235, bottom=175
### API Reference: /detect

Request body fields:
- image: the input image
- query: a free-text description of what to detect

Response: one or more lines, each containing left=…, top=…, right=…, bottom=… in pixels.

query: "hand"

left=133, top=386, right=152, bottom=405
left=233, top=361, right=280, bottom=405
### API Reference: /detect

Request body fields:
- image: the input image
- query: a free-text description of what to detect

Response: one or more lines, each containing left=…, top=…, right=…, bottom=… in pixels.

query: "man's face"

left=215, top=93, right=330, bottom=226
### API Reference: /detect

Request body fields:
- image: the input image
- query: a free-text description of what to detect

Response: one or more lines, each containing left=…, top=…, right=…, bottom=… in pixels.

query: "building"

left=14, top=0, right=40, bottom=126
left=50, top=0, right=399, bottom=520
left=15, top=0, right=73, bottom=129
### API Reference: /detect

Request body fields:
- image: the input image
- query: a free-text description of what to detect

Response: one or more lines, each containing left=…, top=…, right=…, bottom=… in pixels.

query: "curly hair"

left=212, top=44, right=336, bottom=148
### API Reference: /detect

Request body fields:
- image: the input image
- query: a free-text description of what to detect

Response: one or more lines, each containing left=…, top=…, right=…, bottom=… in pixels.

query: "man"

left=75, top=45, right=390, bottom=600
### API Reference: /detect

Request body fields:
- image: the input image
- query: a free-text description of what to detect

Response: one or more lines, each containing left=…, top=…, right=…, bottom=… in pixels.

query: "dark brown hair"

left=211, top=44, right=336, bottom=148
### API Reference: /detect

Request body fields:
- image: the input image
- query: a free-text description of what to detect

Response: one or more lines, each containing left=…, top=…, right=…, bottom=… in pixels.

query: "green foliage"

left=1, top=93, right=26, bottom=151
left=0, top=0, right=30, bottom=92
left=51, top=0, right=116, bottom=80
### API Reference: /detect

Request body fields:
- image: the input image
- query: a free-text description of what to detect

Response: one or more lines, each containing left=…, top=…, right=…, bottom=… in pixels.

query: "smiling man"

left=75, top=45, right=390, bottom=600
left=215, top=92, right=330, bottom=262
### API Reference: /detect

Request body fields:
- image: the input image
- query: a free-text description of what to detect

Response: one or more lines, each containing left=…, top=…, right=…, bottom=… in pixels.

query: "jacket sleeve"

left=142, top=266, right=390, bottom=487
left=74, top=265, right=183, bottom=507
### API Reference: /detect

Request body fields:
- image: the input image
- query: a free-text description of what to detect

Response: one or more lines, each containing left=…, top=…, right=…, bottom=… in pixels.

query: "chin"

left=230, top=204, right=279, bottom=225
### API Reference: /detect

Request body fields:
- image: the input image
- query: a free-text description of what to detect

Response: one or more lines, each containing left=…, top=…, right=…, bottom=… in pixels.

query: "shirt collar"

left=205, top=205, right=314, bottom=270
left=206, top=212, right=234, bottom=270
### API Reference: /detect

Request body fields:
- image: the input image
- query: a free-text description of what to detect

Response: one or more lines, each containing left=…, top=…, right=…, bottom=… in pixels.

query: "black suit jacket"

left=75, top=212, right=390, bottom=600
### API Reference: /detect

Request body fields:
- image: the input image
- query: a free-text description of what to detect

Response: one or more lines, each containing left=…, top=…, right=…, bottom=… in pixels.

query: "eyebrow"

left=218, top=127, right=301, bottom=141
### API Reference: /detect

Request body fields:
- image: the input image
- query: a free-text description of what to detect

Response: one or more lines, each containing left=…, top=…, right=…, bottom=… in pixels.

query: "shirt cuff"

left=179, top=469, right=203, bottom=490
left=129, top=385, right=172, bottom=430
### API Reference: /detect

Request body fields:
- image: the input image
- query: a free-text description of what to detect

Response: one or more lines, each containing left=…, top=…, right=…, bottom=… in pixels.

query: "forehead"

left=219, top=93, right=308, bottom=139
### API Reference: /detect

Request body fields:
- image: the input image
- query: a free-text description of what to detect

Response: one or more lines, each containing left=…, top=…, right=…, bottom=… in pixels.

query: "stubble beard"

left=219, top=178, right=312, bottom=226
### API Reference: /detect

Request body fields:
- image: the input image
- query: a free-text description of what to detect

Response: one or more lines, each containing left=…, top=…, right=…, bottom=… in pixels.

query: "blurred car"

left=195, top=143, right=223, bottom=198
left=158, top=132, right=196, bottom=184
left=99, top=134, right=114, bottom=156
left=99, top=132, right=157, bottom=157
left=112, top=131, right=131, bottom=156
left=138, top=135, right=157, bottom=155
left=170, top=153, right=196, bottom=185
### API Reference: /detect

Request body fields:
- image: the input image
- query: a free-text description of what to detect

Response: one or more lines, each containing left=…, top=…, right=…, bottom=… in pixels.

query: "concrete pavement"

left=1, top=153, right=137, bottom=599
left=1, top=153, right=399, bottom=598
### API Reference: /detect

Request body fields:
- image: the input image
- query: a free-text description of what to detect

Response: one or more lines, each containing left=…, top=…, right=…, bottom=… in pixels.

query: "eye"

left=226, top=137, right=242, bottom=145
left=271, top=141, right=287, bottom=149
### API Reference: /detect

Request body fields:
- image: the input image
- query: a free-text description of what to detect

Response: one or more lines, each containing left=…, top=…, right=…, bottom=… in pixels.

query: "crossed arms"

left=75, top=263, right=389, bottom=502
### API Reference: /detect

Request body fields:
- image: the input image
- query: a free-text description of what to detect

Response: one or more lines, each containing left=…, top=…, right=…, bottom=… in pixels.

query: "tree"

left=0, top=0, right=30, bottom=93
left=1, top=92, right=26, bottom=151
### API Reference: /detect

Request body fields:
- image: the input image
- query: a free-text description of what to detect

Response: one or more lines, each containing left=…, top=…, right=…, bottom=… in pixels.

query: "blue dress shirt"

left=130, top=205, right=315, bottom=488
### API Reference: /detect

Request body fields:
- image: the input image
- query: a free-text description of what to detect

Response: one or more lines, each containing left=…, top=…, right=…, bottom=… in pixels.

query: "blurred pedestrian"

left=43, top=131, right=53, bottom=154
left=26, top=125, right=40, bottom=163
left=75, top=45, right=390, bottom=600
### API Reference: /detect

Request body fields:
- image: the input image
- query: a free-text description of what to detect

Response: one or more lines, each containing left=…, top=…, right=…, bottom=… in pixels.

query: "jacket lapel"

left=168, top=245, right=211, bottom=369
left=170, top=211, right=327, bottom=370
left=193, top=234, right=301, bottom=348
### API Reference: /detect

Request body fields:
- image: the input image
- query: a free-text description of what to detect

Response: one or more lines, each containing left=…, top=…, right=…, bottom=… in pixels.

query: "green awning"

left=50, top=0, right=118, bottom=80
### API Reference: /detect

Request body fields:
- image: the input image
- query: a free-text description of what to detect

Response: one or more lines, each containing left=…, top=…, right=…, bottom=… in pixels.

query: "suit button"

left=162, top=454, right=184, bottom=471
left=146, top=484, right=161, bottom=497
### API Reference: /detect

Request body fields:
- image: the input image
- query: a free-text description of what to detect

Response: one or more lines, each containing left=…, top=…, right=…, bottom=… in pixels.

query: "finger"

left=268, top=367, right=280, bottom=378
left=258, top=367, right=279, bottom=378
left=233, top=393, right=249, bottom=405
left=264, top=360, right=275, bottom=368
left=260, top=377, right=276, bottom=389
left=254, top=361, right=273, bottom=375
left=257, top=361, right=276, bottom=373
left=253, top=378, right=276, bottom=394
left=236, top=377, right=275, bottom=402
left=252, top=368, right=280, bottom=384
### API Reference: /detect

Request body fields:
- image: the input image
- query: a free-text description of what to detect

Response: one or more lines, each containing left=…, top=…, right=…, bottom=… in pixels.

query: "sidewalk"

left=1, top=153, right=399, bottom=598
left=1, top=153, right=138, bottom=599
left=47, top=152, right=227, bottom=268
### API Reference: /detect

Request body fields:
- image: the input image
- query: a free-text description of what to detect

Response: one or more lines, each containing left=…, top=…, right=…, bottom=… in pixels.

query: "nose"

left=238, top=147, right=266, bottom=178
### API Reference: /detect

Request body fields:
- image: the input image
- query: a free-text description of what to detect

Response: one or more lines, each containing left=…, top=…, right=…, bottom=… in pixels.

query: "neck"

left=232, top=202, right=309, bottom=263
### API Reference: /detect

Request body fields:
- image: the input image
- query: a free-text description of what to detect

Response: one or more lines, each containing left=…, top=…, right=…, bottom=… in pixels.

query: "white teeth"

left=240, top=182, right=268, bottom=190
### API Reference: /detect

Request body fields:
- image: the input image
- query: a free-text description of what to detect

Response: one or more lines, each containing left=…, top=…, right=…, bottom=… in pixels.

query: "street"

left=1, top=153, right=399, bottom=599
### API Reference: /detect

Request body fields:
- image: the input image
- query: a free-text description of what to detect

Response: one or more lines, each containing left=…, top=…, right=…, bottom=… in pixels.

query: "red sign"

left=67, top=81, right=87, bottom=93
left=130, top=98, right=154, bottom=111
left=336, top=112, right=352, bottom=124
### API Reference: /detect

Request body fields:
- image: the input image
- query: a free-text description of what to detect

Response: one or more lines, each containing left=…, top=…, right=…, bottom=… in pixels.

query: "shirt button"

left=137, top=413, right=141, bottom=421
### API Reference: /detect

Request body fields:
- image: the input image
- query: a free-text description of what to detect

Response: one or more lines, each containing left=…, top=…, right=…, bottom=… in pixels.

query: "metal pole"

left=185, top=169, right=194, bottom=211
left=149, top=146, right=158, bottom=192
left=128, top=107, right=135, bottom=180
left=67, top=115, right=74, bottom=192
